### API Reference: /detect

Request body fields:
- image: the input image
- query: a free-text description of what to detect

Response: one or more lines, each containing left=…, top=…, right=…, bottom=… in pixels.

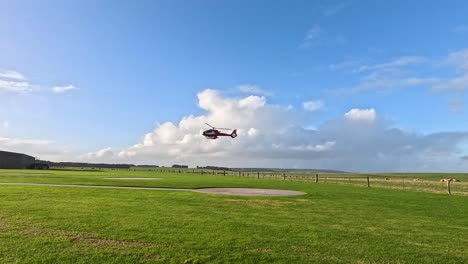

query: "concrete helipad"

left=0, top=183, right=306, bottom=197
left=193, top=188, right=306, bottom=196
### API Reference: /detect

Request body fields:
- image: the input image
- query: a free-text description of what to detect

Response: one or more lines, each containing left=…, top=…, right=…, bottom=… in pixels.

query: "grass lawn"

left=0, top=169, right=467, bottom=263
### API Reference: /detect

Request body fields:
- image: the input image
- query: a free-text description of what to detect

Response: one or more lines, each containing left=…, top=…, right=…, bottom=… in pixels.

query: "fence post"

left=257, top=172, right=260, bottom=179
left=447, top=179, right=452, bottom=195
left=367, top=176, right=370, bottom=188
left=238, top=171, right=241, bottom=177
left=315, top=174, right=318, bottom=183
left=223, top=170, right=226, bottom=176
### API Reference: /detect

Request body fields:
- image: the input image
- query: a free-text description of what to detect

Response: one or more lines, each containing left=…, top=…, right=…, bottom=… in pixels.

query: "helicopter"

left=202, top=123, right=237, bottom=139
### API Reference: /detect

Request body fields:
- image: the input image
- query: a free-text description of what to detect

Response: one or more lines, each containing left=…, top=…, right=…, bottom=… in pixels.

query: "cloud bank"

left=331, top=49, right=468, bottom=95
left=0, top=136, right=68, bottom=160
left=0, top=69, right=77, bottom=95
left=79, top=89, right=468, bottom=172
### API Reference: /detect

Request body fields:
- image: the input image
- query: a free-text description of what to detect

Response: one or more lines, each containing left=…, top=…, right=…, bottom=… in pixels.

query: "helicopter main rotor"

left=205, top=123, right=233, bottom=130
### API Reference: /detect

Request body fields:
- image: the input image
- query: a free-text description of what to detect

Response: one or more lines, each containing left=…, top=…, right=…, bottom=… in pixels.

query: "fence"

left=54, top=167, right=467, bottom=196
left=131, top=168, right=467, bottom=196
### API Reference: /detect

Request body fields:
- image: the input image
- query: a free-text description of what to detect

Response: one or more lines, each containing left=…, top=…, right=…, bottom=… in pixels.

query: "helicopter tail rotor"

left=231, top=130, right=237, bottom=138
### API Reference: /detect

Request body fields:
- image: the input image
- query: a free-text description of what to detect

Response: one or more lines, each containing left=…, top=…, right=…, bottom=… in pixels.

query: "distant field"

left=0, top=169, right=467, bottom=263
left=115, top=168, right=468, bottom=195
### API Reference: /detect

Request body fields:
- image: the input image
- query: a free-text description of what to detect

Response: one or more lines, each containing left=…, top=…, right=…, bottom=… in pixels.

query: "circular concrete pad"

left=104, top=177, right=161, bottom=180
left=193, top=188, right=306, bottom=196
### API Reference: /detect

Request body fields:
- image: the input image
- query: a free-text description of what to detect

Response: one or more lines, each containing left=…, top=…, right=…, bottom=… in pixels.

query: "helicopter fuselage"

left=202, top=129, right=237, bottom=139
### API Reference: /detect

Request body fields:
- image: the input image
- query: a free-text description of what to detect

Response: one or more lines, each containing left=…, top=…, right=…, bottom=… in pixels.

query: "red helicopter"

left=202, top=123, right=237, bottom=139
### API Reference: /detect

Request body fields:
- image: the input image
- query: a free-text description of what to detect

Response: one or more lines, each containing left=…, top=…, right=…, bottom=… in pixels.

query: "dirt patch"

left=0, top=182, right=188, bottom=192
left=224, top=199, right=300, bottom=208
left=193, top=188, right=306, bottom=196
left=250, top=248, right=273, bottom=253
left=104, top=178, right=161, bottom=180
left=0, top=218, right=10, bottom=230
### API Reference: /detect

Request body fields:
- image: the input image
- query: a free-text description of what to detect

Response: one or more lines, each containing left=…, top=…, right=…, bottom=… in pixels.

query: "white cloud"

left=330, top=50, right=468, bottom=95
left=0, top=136, right=54, bottom=159
left=238, top=84, right=271, bottom=96
left=0, top=70, right=25, bottom=80
left=82, top=147, right=114, bottom=160
left=344, top=108, right=377, bottom=122
left=0, top=136, right=81, bottom=162
left=86, top=89, right=468, bottom=172
left=53, top=85, right=77, bottom=94
left=348, top=70, right=438, bottom=93
left=303, top=100, right=324, bottom=112
left=0, top=69, right=77, bottom=95
left=291, top=141, right=336, bottom=151
left=247, top=128, right=258, bottom=137
left=95, top=147, right=114, bottom=158
left=430, top=49, right=468, bottom=92
left=329, top=55, right=440, bottom=94
left=330, top=56, right=427, bottom=74
left=321, top=2, right=349, bottom=17
left=0, top=137, right=52, bottom=146
left=238, top=95, right=266, bottom=110
left=432, top=73, right=468, bottom=92
left=0, top=79, right=33, bottom=93
left=116, top=89, right=327, bottom=164
left=352, top=56, right=427, bottom=73
left=2, top=88, right=468, bottom=171
left=0, top=69, right=33, bottom=94
left=447, top=49, right=468, bottom=71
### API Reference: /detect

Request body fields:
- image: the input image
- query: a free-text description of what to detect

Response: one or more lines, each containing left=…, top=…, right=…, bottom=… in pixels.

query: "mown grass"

left=0, top=169, right=467, bottom=263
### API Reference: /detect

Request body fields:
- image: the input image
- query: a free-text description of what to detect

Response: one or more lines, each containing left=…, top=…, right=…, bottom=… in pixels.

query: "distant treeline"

left=197, top=166, right=231, bottom=171
left=231, top=168, right=348, bottom=173
left=40, top=161, right=162, bottom=169
left=172, top=164, right=189, bottom=168
left=37, top=160, right=345, bottom=173
left=42, top=161, right=135, bottom=169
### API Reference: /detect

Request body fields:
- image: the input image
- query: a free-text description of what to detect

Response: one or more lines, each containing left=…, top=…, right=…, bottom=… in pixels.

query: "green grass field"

left=0, top=169, right=467, bottom=263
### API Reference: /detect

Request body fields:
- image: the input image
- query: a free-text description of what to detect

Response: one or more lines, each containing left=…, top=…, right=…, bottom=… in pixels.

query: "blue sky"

left=1, top=0, right=468, bottom=171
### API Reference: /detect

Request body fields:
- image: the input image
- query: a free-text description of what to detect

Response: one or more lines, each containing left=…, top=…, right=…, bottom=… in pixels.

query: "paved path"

left=0, top=182, right=189, bottom=191
left=104, top=178, right=161, bottom=180
left=0, top=182, right=306, bottom=196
